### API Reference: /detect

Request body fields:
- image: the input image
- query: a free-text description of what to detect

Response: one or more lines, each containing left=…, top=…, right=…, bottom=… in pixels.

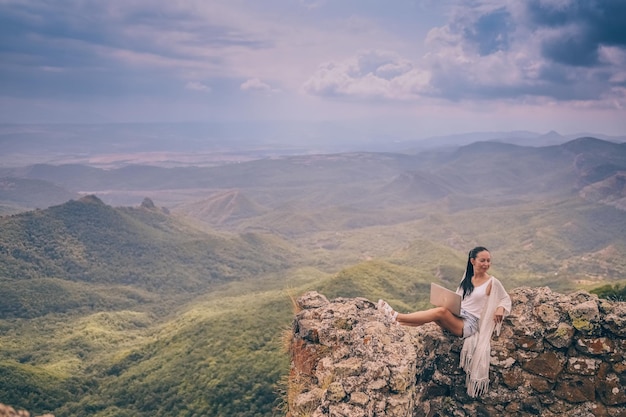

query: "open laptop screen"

left=430, top=283, right=462, bottom=317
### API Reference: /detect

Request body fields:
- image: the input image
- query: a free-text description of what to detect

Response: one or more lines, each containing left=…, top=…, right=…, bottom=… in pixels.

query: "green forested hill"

left=0, top=196, right=306, bottom=416
left=0, top=195, right=293, bottom=318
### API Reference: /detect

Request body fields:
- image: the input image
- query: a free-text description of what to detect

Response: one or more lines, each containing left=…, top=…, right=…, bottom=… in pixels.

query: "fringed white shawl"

left=459, top=277, right=511, bottom=397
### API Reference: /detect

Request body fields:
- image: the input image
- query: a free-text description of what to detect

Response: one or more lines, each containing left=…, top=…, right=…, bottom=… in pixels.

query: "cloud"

left=0, top=0, right=274, bottom=91
left=185, top=82, right=212, bottom=93
left=0, top=0, right=624, bottom=130
left=240, top=78, right=273, bottom=92
left=1, top=0, right=422, bottom=103
left=299, top=0, right=326, bottom=10
left=300, top=0, right=625, bottom=110
left=462, top=7, right=515, bottom=56
left=419, top=0, right=626, bottom=106
left=525, top=0, right=626, bottom=67
left=302, top=50, right=431, bottom=100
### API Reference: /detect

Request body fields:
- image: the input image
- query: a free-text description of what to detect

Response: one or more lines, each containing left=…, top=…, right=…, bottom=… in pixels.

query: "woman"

left=377, top=246, right=512, bottom=397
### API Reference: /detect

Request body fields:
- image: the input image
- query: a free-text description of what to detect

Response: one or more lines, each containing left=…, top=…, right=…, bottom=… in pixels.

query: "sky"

left=1, top=0, right=625, bottom=138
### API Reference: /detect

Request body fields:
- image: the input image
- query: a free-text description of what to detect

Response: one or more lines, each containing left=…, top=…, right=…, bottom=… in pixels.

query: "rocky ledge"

left=287, top=287, right=625, bottom=417
left=0, top=404, right=53, bottom=417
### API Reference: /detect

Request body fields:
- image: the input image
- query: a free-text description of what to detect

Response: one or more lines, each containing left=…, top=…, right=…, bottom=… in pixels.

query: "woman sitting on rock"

left=377, top=246, right=512, bottom=397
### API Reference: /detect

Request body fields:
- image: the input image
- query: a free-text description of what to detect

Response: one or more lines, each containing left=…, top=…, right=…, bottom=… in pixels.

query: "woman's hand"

left=494, top=306, right=504, bottom=324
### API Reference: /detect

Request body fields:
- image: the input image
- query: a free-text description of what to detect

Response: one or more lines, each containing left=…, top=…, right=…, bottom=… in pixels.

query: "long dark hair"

left=459, top=246, right=489, bottom=299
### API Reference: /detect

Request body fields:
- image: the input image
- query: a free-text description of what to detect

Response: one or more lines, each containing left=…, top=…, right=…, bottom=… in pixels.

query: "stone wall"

left=287, top=287, right=625, bottom=417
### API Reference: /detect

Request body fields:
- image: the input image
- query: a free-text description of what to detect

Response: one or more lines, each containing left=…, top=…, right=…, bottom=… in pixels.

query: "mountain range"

left=2, top=135, right=626, bottom=214
left=1, top=130, right=625, bottom=416
left=3, top=135, right=626, bottom=285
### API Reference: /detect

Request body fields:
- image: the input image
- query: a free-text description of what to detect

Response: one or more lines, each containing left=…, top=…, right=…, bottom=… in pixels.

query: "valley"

left=1, top=130, right=625, bottom=416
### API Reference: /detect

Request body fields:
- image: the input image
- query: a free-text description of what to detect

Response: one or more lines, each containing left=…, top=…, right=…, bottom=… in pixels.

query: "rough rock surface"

left=0, top=404, right=53, bottom=417
left=287, top=287, right=626, bottom=417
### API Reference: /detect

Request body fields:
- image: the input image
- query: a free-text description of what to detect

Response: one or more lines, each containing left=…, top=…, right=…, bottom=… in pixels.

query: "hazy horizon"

left=2, top=122, right=625, bottom=170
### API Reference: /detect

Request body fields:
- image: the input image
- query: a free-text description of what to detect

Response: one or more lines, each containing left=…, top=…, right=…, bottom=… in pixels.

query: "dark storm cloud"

left=420, top=0, right=626, bottom=104
left=462, top=7, right=514, bottom=56
left=541, top=33, right=600, bottom=68
left=426, top=61, right=604, bottom=102
left=526, top=0, right=626, bottom=67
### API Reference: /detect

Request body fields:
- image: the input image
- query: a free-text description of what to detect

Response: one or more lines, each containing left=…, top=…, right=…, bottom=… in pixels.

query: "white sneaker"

left=377, top=299, right=398, bottom=322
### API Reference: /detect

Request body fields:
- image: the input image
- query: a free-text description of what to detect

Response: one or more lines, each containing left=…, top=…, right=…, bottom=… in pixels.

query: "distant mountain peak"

left=141, top=197, right=156, bottom=209
left=562, top=136, right=622, bottom=154
left=542, top=130, right=562, bottom=137
left=78, top=194, right=105, bottom=205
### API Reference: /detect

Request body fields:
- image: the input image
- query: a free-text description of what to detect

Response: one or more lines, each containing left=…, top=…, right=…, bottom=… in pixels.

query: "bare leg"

left=396, top=307, right=464, bottom=337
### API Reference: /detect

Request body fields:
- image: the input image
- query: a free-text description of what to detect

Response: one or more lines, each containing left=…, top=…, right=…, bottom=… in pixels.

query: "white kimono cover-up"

left=459, top=277, right=512, bottom=397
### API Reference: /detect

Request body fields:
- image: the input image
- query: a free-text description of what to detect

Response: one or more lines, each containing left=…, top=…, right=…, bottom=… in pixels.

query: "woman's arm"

left=490, top=278, right=511, bottom=324
left=494, top=306, right=505, bottom=324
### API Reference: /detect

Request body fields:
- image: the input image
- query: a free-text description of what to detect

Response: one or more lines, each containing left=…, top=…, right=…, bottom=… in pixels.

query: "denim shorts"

left=460, top=309, right=479, bottom=338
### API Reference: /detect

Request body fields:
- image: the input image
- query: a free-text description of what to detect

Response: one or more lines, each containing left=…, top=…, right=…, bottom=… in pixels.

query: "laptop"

left=430, top=283, right=462, bottom=317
